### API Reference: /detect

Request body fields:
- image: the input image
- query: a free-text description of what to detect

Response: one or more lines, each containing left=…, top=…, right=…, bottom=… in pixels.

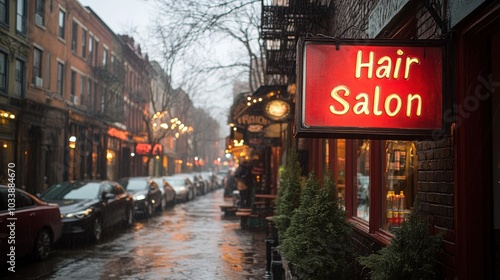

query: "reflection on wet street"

left=5, top=189, right=267, bottom=280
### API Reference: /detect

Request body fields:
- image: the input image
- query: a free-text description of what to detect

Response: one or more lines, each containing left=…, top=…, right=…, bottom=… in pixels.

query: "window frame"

left=344, top=139, right=394, bottom=244
left=81, top=29, right=87, bottom=59
left=71, top=21, right=78, bottom=53
left=102, top=48, right=108, bottom=68
left=80, top=74, right=85, bottom=106
left=87, top=78, right=92, bottom=109
left=35, top=0, right=45, bottom=26
left=94, top=40, right=99, bottom=66
left=56, top=61, right=64, bottom=96
left=70, top=69, right=76, bottom=99
left=16, top=0, right=26, bottom=34
left=14, top=58, right=24, bottom=98
left=58, top=9, right=66, bottom=39
left=88, top=36, right=94, bottom=65
left=0, top=51, right=6, bottom=94
left=33, top=47, right=42, bottom=81
left=0, top=0, right=8, bottom=26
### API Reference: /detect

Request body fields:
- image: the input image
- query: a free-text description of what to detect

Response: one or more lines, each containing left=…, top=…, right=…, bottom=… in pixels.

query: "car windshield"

left=123, top=180, right=148, bottom=191
left=150, top=179, right=164, bottom=187
left=164, top=177, right=185, bottom=186
left=42, top=182, right=101, bottom=200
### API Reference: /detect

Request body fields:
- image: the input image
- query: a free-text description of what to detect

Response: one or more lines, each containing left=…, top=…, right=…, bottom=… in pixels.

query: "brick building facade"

left=262, top=0, right=500, bottom=278
left=0, top=0, right=154, bottom=194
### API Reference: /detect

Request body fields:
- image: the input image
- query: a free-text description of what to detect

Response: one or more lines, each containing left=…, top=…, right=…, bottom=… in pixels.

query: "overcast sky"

left=78, top=0, right=233, bottom=134
left=79, top=0, right=153, bottom=35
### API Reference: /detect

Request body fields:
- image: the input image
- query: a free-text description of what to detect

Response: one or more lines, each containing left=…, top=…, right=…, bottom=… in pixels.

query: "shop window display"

left=356, top=140, right=370, bottom=221
left=382, top=140, right=417, bottom=233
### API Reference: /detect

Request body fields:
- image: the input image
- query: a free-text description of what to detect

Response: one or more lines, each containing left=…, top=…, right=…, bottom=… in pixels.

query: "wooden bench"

left=236, top=211, right=251, bottom=229
left=220, top=205, right=238, bottom=217
left=236, top=212, right=261, bottom=229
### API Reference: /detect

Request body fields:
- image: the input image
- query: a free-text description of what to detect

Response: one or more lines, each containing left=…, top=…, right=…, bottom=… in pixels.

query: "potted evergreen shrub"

left=358, top=197, right=443, bottom=280
left=280, top=170, right=356, bottom=279
left=274, top=147, right=302, bottom=240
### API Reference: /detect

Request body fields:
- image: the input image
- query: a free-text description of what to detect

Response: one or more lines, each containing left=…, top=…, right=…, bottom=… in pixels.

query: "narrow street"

left=5, top=189, right=267, bottom=280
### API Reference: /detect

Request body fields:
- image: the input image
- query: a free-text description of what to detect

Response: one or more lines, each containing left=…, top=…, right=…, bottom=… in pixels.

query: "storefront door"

left=492, top=31, right=500, bottom=277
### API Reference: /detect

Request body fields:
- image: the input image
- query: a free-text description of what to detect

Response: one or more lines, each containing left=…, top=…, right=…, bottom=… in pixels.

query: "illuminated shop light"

left=0, top=110, right=16, bottom=120
left=68, top=136, right=77, bottom=149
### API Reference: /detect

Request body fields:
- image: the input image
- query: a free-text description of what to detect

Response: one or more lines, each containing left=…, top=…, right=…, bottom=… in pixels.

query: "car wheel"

left=91, top=216, right=103, bottom=243
left=123, top=207, right=134, bottom=227
left=34, top=229, right=52, bottom=260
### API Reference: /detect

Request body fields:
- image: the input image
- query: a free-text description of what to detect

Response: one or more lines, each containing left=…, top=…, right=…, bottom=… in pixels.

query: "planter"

left=277, top=247, right=297, bottom=280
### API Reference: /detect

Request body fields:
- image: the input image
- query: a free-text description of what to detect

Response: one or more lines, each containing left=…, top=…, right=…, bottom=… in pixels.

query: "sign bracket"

left=419, top=0, right=447, bottom=34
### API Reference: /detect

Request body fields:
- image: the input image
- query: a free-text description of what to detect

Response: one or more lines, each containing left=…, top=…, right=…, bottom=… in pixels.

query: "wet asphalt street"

left=3, top=189, right=267, bottom=280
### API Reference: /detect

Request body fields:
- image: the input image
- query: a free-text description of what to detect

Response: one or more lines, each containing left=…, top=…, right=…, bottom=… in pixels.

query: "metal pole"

left=263, top=238, right=274, bottom=279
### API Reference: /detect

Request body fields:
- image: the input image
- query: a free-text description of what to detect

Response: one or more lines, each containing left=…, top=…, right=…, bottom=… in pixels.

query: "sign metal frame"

left=295, top=37, right=450, bottom=140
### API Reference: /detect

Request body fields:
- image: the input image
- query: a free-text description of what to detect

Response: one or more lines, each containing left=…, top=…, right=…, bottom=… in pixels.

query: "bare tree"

left=190, top=108, right=221, bottom=170
left=119, top=0, right=260, bottom=173
left=147, top=0, right=266, bottom=97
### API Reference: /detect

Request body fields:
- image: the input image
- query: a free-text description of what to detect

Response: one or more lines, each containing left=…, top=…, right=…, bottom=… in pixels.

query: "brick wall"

left=328, top=0, right=377, bottom=39
left=324, top=0, right=456, bottom=278
left=417, top=138, right=456, bottom=278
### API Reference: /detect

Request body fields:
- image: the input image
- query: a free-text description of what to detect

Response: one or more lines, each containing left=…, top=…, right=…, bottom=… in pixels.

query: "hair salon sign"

left=295, top=38, right=447, bottom=139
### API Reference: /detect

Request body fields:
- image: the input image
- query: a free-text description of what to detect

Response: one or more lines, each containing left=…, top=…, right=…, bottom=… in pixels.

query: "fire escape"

left=261, top=0, right=332, bottom=83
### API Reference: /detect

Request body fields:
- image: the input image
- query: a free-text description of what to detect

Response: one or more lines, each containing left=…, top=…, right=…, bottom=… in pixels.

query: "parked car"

left=118, top=177, right=163, bottom=217
left=164, top=175, right=195, bottom=202
left=192, top=173, right=208, bottom=195
left=192, top=172, right=216, bottom=194
left=39, top=181, right=134, bottom=243
left=149, top=177, right=176, bottom=208
left=0, top=185, right=62, bottom=261
left=201, top=171, right=219, bottom=191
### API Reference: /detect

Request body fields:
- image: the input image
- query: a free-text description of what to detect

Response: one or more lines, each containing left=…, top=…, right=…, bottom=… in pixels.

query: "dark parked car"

left=193, top=172, right=213, bottom=195
left=202, top=171, right=220, bottom=191
left=119, top=177, right=163, bottom=217
left=149, top=177, right=176, bottom=208
left=0, top=185, right=62, bottom=261
left=39, top=181, right=134, bottom=243
left=164, top=175, right=195, bottom=202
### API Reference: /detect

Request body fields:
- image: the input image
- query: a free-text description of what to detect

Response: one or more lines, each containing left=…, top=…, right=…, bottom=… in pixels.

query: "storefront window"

left=356, top=140, right=370, bottom=221
left=0, top=140, right=14, bottom=185
left=106, top=149, right=117, bottom=180
left=382, top=140, right=417, bottom=233
left=106, top=137, right=120, bottom=180
left=337, top=139, right=345, bottom=208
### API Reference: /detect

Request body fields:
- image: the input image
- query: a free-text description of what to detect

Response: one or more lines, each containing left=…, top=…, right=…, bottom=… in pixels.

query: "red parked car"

left=0, top=185, right=62, bottom=261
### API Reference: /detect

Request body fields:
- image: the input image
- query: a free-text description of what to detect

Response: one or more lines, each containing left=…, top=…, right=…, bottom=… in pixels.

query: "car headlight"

left=179, top=186, right=187, bottom=192
left=65, top=208, right=93, bottom=219
left=134, top=194, right=146, bottom=200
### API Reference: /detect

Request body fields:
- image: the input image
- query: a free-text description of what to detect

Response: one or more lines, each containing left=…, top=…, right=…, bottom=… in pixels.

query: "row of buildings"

left=0, top=0, right=219, bottom=195
left=227, top=0, right=500, bottom=278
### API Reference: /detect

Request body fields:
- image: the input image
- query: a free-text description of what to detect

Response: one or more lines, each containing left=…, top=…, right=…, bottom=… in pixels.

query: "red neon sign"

left=296, top=39, right=446, bottom=139
left=108, top=128, right=129, bottom=141
left=135, top=143, right=163, bottom=155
